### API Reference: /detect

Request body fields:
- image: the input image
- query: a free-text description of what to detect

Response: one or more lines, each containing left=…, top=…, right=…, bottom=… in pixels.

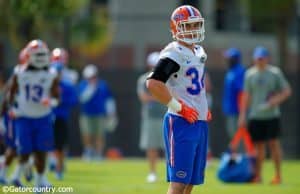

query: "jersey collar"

left=174, top=41, right=196, bottom=57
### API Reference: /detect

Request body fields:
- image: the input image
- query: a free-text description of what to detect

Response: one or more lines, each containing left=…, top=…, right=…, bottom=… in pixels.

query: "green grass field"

left=1, top=159, right=300, bottom=194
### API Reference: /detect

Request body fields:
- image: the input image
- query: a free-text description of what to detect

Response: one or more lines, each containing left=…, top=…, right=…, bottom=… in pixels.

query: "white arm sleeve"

left=79, top=84, right=97, bottom=103
left=105, top=98, right=116, bottom=116
left=105, top=98, right=118, bottom=132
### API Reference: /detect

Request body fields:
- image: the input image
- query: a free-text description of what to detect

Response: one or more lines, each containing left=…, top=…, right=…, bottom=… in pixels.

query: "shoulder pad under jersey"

left=13, top=64, right=27, bottom=75
left=195, top=45, right=207, bottom=63
left=159, top=42, right=186, bottom=65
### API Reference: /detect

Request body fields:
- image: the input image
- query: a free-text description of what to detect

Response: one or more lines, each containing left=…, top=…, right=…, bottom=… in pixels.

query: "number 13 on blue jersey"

left=186, top=67, right=205, bottom=95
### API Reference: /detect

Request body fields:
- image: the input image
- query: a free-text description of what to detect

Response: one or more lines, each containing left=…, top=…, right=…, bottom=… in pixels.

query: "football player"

left=0, top=47, right=33, bottom=186
left=146, top=5, right=210, bottom=194
left=7, top=39, right=60, bottom=188
left=51, top=48, right=78, bottom=84
left=49, top=56, right=78, bottom=180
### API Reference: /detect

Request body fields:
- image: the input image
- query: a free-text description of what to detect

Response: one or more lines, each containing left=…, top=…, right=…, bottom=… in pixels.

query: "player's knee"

left=170, top=182, right=186, bottom=192
left=268, top=139, right=281, bottom=149
left=183, top=185, right=193, bottom=194
left=19, top=154, right=30, bottom=163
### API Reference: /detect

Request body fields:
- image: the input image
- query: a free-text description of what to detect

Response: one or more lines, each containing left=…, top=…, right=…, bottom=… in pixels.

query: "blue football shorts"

left=14, top=114, right=54, bottom=155
left=163, top=113, right=208, bottom=185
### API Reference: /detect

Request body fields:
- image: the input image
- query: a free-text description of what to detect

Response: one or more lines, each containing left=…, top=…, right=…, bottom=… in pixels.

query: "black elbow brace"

left=147, top=58, right=180, bottom=83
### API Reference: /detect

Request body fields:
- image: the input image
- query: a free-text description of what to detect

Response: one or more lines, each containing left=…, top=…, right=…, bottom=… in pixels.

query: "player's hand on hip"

left=178, top=100, right=199, bottom=123
left=167, top=98, right=198, bottom=123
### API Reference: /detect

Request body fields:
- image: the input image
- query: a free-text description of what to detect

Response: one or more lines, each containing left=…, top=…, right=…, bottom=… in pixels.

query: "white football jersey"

left=13, top=64, right=27, bottom=74
left=160, top=41, right=208, bottom=120
left=15, top=68, right=57, bottom=118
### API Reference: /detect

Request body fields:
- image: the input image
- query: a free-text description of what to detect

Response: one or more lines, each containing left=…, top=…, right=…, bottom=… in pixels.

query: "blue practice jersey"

left=53, top=79, right=78, bottom=120
left=78, top=79, right=113, bottom=116
left=222, top=63, right=245, bottom=115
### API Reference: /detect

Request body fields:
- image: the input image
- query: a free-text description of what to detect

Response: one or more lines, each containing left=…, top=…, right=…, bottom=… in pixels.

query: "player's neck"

left=178, top=41, right=195, bottom=53
left=256, top=63, right=268, bottom=71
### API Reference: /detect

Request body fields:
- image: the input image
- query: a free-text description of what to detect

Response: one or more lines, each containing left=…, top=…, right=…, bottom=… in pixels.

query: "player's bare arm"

left=238, top=91, right=250, bottom=128
left=41, top=75, right=60, bottom=107
left=4, top=74, right=19, bottom=118
left=51, top=76, right=60, bottom=100
left=0, top=77, right=14, bottom=115
left=146, top=79, right=172, bottom=105
left=7, top=75, right=18, bottom=107
left=46, top=76, right=60, bottom=107
left=138, top=89, right=156, bottom=103
left=146, top=58, right=198, bottom=123
left=267, top=87, right=291, bottom=107
left=146, top=57, right=179, bottom=105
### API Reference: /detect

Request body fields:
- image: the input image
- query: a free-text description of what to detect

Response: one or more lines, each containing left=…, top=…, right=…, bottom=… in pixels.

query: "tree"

left=246, top=0, right=296, bottom=66
left=0, top=0, right=111, bottom=69
left=0, top=0, right=89, bottom=47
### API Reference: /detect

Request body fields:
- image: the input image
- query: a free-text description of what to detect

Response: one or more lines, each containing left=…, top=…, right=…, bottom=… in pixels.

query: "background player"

left=51, top=48, right=78, bottom=84
left=238, top=46, right=291, bottom=184
left=222, top=48, right=245, bottom=139
left=7, top=39, right=60, bottom=188
left=0, top=47, right=33, bottom=186
left=137, top=51, right=166, bottom=183
left=78, top=64, right=117, bottom=161
left=147, top=5, right=210, bottom=194
left=50, top=50, right=78, bottom=180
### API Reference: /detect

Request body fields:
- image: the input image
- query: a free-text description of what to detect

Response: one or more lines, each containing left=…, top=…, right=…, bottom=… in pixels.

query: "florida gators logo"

left=176, top=171, right=187, bottom=178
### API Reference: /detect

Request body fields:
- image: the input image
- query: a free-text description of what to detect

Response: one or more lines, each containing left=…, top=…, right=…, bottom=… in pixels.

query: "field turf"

left=1, top=159, right=299, bottom=194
